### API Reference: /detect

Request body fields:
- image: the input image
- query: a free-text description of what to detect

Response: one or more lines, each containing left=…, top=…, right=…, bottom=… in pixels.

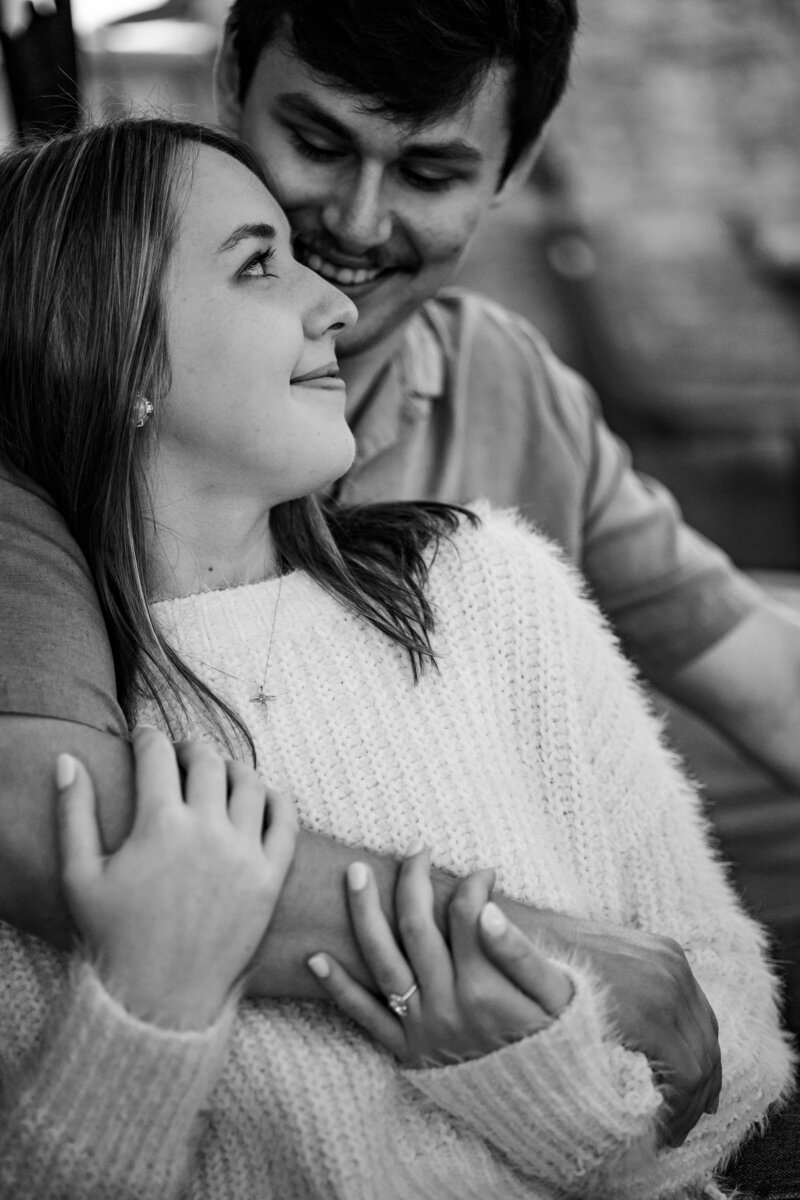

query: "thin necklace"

left=200, top=573, right=284, bottom=715
left=250, top=573, right=283, bottom=710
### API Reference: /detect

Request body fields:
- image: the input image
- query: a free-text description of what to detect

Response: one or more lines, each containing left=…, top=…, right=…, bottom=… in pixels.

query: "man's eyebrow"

left=280, top=93, right=352, bottom=141
left=402, top=142, right=483, bottom=165
left=217, top=222, right=277, bottom=253
left=279, top=92, right=483, bottom=164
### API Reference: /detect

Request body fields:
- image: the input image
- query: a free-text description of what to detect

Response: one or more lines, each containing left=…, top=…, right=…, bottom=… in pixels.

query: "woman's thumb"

left=56, top=753, right=103, bottom=893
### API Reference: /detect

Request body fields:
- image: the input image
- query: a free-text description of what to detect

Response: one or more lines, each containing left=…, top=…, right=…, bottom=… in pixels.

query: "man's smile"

left=302, top=249, right=382, bottom=287
left=293, top=233, right=413, bottom=292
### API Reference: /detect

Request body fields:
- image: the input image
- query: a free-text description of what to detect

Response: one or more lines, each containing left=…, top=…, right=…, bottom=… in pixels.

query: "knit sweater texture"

left=0, top=507, right=793, bottom=1199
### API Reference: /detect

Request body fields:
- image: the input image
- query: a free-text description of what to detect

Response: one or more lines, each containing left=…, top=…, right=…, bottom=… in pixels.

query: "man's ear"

left=489, top=131, right=547, bottom=210
left=213, top=22, right=242, bottom=132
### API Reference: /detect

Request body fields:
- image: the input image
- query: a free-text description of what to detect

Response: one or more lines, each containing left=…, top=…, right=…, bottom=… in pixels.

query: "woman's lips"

left=290, top=363, right=346, bottom=390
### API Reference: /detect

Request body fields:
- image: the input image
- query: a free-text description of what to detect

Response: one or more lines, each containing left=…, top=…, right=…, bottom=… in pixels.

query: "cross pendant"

left=251, top=685, right=276, bottom=711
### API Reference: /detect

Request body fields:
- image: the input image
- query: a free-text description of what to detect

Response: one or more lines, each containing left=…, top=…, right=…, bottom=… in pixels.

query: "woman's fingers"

left=131, top=726, right=183, bottom=824
left=225, top=759, right=269, bottom=840
left=307, top=953, right=406, bottom=1058
left=395, top=843, right=453, bottom=996
left=345, top=862, right=416, bottom=1000
left=448, top=872, right=546, bottom=1026
left=479, top=902, right=573, bottom=1016
left=175, top=739, right=228, bottom=820
left=447, top=868, right=496, bottom=976
left=56, top=752, right=103, bottom=894
left=259, top=788, right=298, bottom=880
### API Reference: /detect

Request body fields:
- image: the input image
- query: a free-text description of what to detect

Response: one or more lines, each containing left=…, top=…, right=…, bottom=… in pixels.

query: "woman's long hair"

left=0, top=118, right=467, bottom=760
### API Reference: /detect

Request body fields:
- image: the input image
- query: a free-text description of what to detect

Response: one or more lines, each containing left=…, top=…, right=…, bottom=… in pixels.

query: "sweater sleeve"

left=404, top=961, right=664, bottom=1191
left=0, top=960, right=234, bottom=1200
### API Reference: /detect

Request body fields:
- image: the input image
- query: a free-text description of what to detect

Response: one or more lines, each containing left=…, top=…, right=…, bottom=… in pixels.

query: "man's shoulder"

left=1, top=456, right=57, bottom=509
left=0, top=458, right=90, bottom=570
left=417, top=288, right=604, bottom=459
left=421, top=287, right=552, bottom=362
left=0, top=459, right=125, bottom=734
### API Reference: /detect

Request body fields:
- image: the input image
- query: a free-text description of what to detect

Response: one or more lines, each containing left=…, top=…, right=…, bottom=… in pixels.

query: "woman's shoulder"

left=430, top=502, right=619, bottom=656
left=436, top=501, right=586, bottom=597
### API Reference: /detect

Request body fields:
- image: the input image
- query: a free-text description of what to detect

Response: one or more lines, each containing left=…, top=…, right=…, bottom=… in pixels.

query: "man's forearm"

left=0, top=719, right=440, bottom=989
left=663, top=599, right=800, bottom=793
left=247, top=830, right=406, bottom=996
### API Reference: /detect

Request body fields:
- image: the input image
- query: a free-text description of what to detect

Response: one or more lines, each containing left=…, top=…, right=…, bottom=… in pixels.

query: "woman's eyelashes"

left=239, top=246, right=277, bottom=279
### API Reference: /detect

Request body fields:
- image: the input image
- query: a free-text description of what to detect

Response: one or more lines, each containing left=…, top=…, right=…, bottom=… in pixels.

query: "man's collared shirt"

left=337, top=288, right=758, bottom=676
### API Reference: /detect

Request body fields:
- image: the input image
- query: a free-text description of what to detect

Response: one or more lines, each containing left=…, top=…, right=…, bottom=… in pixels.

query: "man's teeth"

left=304, top=251, right=381, bottom=287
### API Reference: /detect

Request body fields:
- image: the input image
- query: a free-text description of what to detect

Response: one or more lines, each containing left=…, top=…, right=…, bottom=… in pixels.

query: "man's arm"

left=0, top=715, right=388, bottom=985
left=661, top=596, right=800, bottom=793
left=542, top=355, right=800, bottom=788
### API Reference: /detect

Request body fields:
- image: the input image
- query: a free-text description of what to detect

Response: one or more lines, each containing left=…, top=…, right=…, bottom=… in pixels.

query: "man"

left=2, top=0, right=797, bottom=1146
left=213, top=0, right=800, bottom=792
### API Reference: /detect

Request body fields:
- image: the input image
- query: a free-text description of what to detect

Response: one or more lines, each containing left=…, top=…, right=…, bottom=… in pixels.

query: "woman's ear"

left=213, top=23, right=243, bottom=133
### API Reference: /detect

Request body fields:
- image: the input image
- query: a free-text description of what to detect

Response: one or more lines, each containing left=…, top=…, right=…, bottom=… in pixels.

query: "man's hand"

left=498, top=903, right=721, bottom=1147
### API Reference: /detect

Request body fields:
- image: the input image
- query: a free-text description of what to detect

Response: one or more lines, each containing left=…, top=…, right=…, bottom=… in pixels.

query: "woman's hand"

left=56, top=726, right=297, bottom=1030
left=307, top=843, right=572, bottom=1067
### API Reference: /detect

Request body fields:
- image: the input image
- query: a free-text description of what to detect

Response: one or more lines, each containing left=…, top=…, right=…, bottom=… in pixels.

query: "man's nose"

left=321, top=163, right=392, bottom=253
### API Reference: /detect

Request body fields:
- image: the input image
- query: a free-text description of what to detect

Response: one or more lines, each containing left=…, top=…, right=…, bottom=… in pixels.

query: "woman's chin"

left=292, top=432, right=357, bottom=501
left=328, top=430, right=357, bottom=478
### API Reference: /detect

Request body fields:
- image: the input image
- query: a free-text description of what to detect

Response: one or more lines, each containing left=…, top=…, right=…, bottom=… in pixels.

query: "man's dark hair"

left=227, top=0, right=579, bottom=180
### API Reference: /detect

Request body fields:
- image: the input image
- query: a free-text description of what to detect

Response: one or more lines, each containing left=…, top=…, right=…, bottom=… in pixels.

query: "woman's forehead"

left=178, top=145, right=290, bottom=247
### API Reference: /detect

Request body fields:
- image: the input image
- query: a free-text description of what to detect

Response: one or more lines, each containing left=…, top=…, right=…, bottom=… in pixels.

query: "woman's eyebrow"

left=217, top=223, right=277, bottom=253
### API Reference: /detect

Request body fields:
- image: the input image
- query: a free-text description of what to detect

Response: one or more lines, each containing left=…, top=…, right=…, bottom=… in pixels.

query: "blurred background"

left=2, top=0, right=800, bottom=1031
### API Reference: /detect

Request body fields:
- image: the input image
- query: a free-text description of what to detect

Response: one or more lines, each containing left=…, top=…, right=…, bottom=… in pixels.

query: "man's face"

left=223, top=36, right=515, bottom=356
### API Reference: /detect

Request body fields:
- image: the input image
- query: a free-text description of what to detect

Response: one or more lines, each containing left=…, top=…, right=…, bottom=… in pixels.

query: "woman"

left=0, top=117, right=793, bottom=1198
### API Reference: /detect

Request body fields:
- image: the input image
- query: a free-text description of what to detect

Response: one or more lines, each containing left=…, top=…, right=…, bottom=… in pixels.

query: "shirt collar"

left=398, top=307, right=446, bottom=402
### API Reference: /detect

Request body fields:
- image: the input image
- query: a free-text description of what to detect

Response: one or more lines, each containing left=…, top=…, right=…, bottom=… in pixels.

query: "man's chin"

left=334, top=310, right=408, bottom=359
left=336, top=283, right=425, bottom=359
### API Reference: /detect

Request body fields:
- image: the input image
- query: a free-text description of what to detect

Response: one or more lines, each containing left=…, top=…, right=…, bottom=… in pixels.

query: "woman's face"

left=159, top=145, right=358, bottom=508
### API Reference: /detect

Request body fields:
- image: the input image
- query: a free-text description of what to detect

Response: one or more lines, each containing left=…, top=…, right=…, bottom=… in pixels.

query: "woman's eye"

left=240, top=248, right=276, bottom=278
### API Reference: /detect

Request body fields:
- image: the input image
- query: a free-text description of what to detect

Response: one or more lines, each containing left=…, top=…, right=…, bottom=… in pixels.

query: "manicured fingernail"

left=347, top=862, right=368, bottom=892
left=55, top=753, right=77, bottom=790
left=307, top=954, right=330, bottom=979
left=404, top=838, right=425, bottom=858
left=480, top=902, right=508, bottom=937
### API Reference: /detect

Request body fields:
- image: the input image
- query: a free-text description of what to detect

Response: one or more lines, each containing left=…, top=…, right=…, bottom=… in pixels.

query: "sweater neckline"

left=151, top=570, right=298, bottom=614
left=150, top=570, right=347, bottom=645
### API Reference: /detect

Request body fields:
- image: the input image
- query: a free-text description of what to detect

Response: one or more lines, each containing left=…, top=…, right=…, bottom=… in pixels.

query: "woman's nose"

left=302, top=267, right=358, bottom=338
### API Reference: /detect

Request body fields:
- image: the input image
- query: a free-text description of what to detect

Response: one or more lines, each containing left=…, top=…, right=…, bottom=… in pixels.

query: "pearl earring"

left=134, top=394, right=154, bottom=428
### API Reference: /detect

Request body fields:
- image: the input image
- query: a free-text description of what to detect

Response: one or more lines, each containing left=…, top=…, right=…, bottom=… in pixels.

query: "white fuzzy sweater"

left=0, top=508, right=793, bottom=1199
